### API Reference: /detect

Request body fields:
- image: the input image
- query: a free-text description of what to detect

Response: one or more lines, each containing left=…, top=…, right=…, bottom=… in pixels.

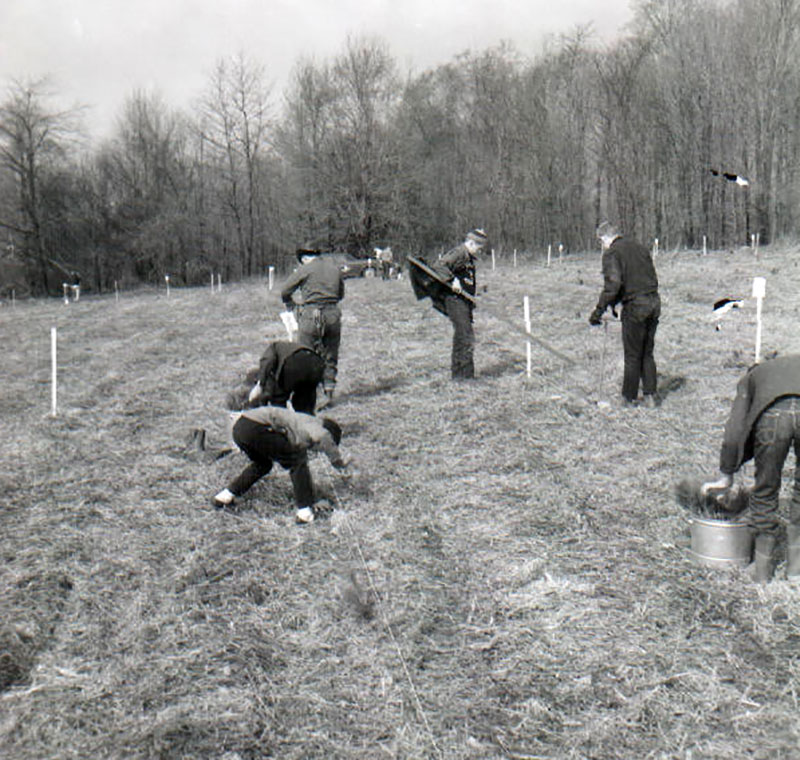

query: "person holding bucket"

left=701, top=353, right=800, bottom=582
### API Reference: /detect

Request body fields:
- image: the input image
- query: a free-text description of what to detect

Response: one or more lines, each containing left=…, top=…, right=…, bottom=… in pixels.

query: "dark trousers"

left=273, top=349, right=325, bottom=414
left=297, top=304, right=341, bottom=391
left=445, top=295, right=474, bottom=379
left=751, top=396, right=800, bottom=536
left=228, top=416, right=314, bottom=507
left=620, top=294, right=660, bottom=401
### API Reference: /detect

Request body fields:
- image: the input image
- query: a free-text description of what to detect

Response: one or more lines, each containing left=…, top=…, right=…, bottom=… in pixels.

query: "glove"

left=700, top=473, right=733, bottom=496
left=588, top=308, right=604, bottom=326
left=451, top=277, right=463, bottom=294
left=248, top=382, right=262, bottom=403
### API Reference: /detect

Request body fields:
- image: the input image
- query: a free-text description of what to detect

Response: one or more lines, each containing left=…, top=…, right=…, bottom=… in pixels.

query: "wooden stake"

left=523, top=296, right=532, bottom=378
left=547, top=244, right=551, bottom=267
left=703, top=235, right=707, bottom=256
left=752, top=276, right=766, bottom=363
left=165, top=275, right=170, bottom=298
left=268, top=266, right=275, bottom=290
left=51, top=326, right=57, bottom=417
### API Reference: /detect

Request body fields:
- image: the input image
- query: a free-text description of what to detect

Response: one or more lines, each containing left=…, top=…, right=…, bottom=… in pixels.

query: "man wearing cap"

left=588, top=221, right=660, bottom=407
left=434, top=228, right=488, bottom=379
left=281, top=244, right=346, bottom=407
left=701, top=353, right=800, bottom=582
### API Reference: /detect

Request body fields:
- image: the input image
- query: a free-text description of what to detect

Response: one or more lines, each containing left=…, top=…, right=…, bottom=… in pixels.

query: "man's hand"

left=451, top=277, right=463, bottom=294
left=700, top=473, right=734, bottom=496
left=588, top=307, right=604, bottom=326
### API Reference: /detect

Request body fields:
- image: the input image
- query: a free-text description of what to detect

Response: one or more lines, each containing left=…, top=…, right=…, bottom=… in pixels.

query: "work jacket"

left=595, top=236, right=658, bottom=313
left=720, top=354, right=800, bottom=473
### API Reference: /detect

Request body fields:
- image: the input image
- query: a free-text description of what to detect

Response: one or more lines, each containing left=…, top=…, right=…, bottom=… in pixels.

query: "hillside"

left=1, top=244, right=799, bottom=759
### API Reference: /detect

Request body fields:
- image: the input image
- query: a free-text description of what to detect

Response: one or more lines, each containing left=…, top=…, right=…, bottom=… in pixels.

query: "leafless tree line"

left=1, top=0, right=799, bottom=296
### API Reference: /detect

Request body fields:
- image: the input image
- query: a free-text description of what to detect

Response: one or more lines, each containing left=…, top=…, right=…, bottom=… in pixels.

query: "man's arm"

left=280, top=268, right=306, bottom=308
left=256, top=344, right=279, bottom=394
left=596, top=250, right=622, bottom=313
left=719, top=373, right=752, bottom=474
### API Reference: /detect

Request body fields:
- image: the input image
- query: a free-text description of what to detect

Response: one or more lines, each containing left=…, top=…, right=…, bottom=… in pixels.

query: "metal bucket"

left=690, top=517, right=754, bottom=568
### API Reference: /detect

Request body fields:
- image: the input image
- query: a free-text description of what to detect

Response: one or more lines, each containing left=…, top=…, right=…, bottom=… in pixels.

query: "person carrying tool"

left=701, top=353, right=800, bottom=582
left=588, top=221, right=660, bottom=408
left=281, top=243, right=346, bottom=408
left=431, top=228, right=489, bottom=379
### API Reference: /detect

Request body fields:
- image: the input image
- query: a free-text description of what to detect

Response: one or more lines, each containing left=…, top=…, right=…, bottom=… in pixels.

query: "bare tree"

left=197, top=53, right=273, bottom=277
left=0, top=77, right=83, bottom=293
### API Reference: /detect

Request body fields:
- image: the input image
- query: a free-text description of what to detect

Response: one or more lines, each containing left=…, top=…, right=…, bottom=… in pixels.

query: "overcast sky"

left=0, top=0, right=634, bottom=139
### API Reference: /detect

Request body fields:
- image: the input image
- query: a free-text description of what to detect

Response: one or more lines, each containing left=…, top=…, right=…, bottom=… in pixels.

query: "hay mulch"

left=2, top=248, right=800, bottom=759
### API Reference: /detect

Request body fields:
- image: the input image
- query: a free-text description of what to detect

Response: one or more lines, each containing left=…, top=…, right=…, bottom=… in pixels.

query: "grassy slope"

left=1, top=246, right=800, bottom=759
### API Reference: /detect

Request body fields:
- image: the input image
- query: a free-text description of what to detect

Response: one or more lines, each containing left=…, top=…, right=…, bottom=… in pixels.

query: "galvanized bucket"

left=690, top=517, right=754, bottom=568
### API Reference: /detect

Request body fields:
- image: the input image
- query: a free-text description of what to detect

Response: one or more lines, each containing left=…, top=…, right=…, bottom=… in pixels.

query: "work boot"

left=786, top=525, right=800, bottom=579
left=753, top=534, right=776, bottom=583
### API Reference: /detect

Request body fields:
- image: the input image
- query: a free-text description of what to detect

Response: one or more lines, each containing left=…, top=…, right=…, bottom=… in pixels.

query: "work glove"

left=248, top=382, right=262, bottom=403
left=700, top=473, right=733, bottom=496
left=588, top=307, right=604, bottom=326
left=451, top=277, right=463, bottom=294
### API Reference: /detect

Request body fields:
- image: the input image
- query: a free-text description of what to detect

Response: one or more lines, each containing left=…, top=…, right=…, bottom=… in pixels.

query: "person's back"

left=282, top=256, right=344, bottom=306
left=605, top=237, right=658, bottom=303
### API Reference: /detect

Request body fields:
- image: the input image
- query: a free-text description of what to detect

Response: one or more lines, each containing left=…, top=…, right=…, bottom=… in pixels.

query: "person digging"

left=701, top=353, right=800, bottom=582
left=214, top=405, right=349, bottom=524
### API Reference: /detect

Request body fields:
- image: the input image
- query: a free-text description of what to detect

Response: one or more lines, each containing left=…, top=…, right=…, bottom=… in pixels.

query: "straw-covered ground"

left=1, top=243, right=800, bottom=759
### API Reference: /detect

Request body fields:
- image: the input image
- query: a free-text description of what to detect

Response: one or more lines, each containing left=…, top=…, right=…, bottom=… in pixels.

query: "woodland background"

left=1, top=0, right=799, bottom=296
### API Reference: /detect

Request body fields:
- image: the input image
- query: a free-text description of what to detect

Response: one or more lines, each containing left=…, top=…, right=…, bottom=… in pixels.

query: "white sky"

left=0, top=0, right=634, bottom=139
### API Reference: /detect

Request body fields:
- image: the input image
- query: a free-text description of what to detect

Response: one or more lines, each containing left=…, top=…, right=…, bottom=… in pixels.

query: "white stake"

left=216, top=273, right=222, bottom=293
left=115, top=280, right=119, bottom=302
left=547, top=244, right=551, bottom=267
left=523, top=296, right=532, bottom=379
left=165, top=274, right=170, bottom=298
left=268, top=266, right=275, bottom=290
left=211, top=272, right=215, bottom=292
left=558, top=243, right=564, bottom=263
left=491, top=249, right=495, bottom=271
left=653, top=238, right=659, bottom=257
left=703, top=235, right=707, bottom=256
left=752, top=276, right=766, bottom=363
left=513, top=249, right=517, bottom=268
left=11, top=289, right=15, bottom=307
left=50, top=326, right=57, bottom=417
left=63, top=283, right=70, bottom=305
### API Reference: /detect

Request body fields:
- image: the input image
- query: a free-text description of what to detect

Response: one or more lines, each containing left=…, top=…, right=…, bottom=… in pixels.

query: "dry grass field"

left=2, top=243, right=800, bottom=759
